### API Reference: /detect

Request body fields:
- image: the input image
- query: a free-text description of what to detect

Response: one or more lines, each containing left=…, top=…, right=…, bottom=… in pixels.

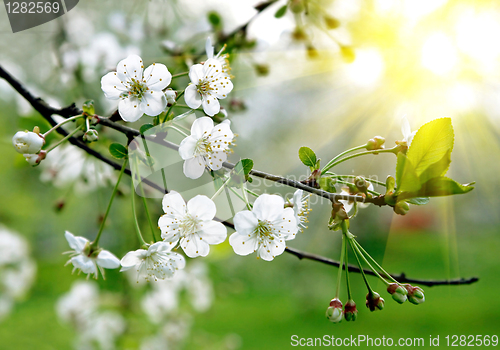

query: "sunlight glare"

left=345, top=49, right=385, bottom=87
left=421, top=33, right=457, bottom=75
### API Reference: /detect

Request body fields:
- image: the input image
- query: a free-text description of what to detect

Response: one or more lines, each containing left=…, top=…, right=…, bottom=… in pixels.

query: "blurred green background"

left=1, top=0, right=500, bottom=349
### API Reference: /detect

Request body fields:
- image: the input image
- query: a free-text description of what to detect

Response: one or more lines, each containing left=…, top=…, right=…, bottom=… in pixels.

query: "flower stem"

left=325, top=173, right=387, bottom=187
left=335, top=233, right=346, bottom=299
left=171, top=72, right=189, bottom=79
left=347, top=236, right=373, bottom=293
left=46, top=125, right=84, bottom=153
left=138, top=181, right=159, bottom=242
left=160, top=168, right=168, bottom=193
left=42, top=114, right=83, bottom=137
left=166, top=125, right=189, bottom=137
left=321, top=145, right=367, bottom=175
left=321, top=146, right=398, bottom=174
left=131, top=178, right=147, bottom=247
left=344, top=231, right=352, bottom=300
left=211, top=175, right=233, bottom=201
left=245, top=187, right=259, bottom=198
left=354, top=239, right=399, bottom=284
left=91, top=158, right=128, bottom=248
left=351, top=239, right=389, bottom=285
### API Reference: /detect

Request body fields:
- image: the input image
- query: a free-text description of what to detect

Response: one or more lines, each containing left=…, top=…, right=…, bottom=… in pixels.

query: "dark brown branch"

left=0, top=65, right=478, bottom=288
left=285, top=246, right=479, bottom=287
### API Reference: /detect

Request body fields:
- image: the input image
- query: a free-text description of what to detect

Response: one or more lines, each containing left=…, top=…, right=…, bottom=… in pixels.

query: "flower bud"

left=366, top=136, right=385, bottom=151
left=165, top=89, right=177, bottom=105
left=387, top=283, right=408, bottom=304
left=366, top=292, right=385, bottom=312
left=24, top=150, right=46, bottom=166
left=290, top=0, right=305, bottom=13
left=83, top=129, right=99, bottom=142
left=82, top=100, right=95, bottom=116
left=344, top=299, right=358, bottom=321
left=394, top=200, right=410, bottom=215
left=13, top=130, right=45, bottom=154
left=326, top=298, right=343, bottom=323
left=354, top=176, right=368, bottom=194
left=404, top=284, right=425, bottom=305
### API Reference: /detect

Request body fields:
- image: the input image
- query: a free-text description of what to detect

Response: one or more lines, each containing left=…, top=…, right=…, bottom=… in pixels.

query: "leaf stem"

left=131, top=178, right=148, bottom=247
left=322, top=146, right=398, bottom=174
left=46, top=125, right=84, bottom=153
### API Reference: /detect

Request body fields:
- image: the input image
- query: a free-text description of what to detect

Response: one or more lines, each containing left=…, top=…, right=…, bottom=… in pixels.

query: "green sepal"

left=82, top=100, right=95, bottom=116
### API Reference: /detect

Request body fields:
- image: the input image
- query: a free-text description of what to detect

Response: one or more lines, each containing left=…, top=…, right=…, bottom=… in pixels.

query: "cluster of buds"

left=12, top=127, right=46, bottom=166
left=404, top=284, right=425, bottom=304
left=366, top=136, right=385, bottom=151
left=386, top=283, right=425, bottom=305
left=326, top=298, right=359, bottom=323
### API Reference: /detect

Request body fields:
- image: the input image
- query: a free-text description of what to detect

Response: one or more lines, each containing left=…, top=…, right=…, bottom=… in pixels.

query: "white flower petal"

left=71, top=255, right=97, bottom=275
left=203, top=58, right=223, bottom=77
left=178, top=136, right=198, bottom=160
left=65, top=231, right=88, bottom=253
left=271, top=208, right=298, bottom=240
left=101, top=72, right=127, bottom=100
left=233, top=211, right=258, bottom=235
left=184, top=84, right=202, bottom=110
left=187, top=195, right=216, bottom=221
left=181, top=236, right=209, bottom=258
left=118, top=97, right=143, bottom=122
left=252, top=194, right=285, bottom=222
left=201, top=94, right=220, bottom=116
left=183, top=157, right=206, bottom=179
left=190, top=117, right=214, bottom=139
left=116, top=54, right=144, bottom=82
left=213, top=79, right=233, bottom=99
left=96, top=250, right=120, bottom=269
left=401, top=116, right=411, bottom=141
left=120, top=250, right=146, bottom=270
left=161, top=191, right=187, bottom=217
left=229, top=232, right=259, bottom=256
left=189, top=63, right=205, bottom=83
left=206, top=151, right=227, bottom=170
left=199, top=221, right=227, bottom=244
left=143, top=63, right=172, bottom=90
left=140, top=90, right=166, bottom=116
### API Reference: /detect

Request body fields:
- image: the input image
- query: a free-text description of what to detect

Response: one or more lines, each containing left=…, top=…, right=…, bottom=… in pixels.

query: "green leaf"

left=233, top=159, right=254, bottom=183
left=140, top=124, right=155, bottom=134
left=417, top=177, right=474, bottom=197
left=298, top=147, right=317, bottom=168
left=275, top=5, right=287, bottom=18
left=417, top=149, right=451, bottom=185
left=406, top=117, right=454, bottom=177
left=395, top=153, right=420, bottom=193
left=109, top=143, right=128, bottom=159
left=407, top=197, right=430, bottom=205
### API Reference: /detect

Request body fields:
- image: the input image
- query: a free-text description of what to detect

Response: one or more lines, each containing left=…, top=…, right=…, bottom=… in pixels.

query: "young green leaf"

left=109, top=143, right=128, bottom=159
left=275, top=5, right=288, bottom=18
left=406, top=117, right=454, bottom=177
left=407, top=197, right=430, bottom=205
left=233, top=159, right=254, bottom=183
left=418, top=149, right=451, bottom=185
left=140, top=124, right=155, bottom=134
left=298, top=147, right=317, bottom=168
left=417, top=177, right=474, bottom=197
left=395, top=152, right=420, bottom=193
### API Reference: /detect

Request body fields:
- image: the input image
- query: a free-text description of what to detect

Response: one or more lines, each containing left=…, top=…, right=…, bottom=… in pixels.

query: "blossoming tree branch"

left=0, top=30, right=477, bottom=324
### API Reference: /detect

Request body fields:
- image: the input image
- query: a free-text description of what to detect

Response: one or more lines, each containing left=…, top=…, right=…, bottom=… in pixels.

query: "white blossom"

left=184, top=58, right=233, bottom=116
left=290, top=189, right=311, bottom=232
left=165, top=88, right=176, bottom=105
left=64, top=231, right=120, bottom=279
left=101, top=54, right=171, bottom=122
left=401, top=116, right=416, bottom=147
left=158, top=191, right=227, bottom=258
left=56, top=280, right=99, bottom=328
left=205, top=37, right=232, bottom=78
left=229, top=194, right=298, bottom=261
left=120, top=241, right=186, bottom=282
left=178, top=117, right=234, bottom=179
left=12, top=130, right=44, bottom=154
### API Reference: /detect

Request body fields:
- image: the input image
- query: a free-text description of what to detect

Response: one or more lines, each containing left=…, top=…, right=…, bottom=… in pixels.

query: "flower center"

left=254, top=220, right=274, bottom=241
left=196, top=79, right=213, bottom=96
left=194, top=135, right=213, bottom=157
left=123, top=78, right=148, bottom=100
left=179, top=214, right=200, bottom=236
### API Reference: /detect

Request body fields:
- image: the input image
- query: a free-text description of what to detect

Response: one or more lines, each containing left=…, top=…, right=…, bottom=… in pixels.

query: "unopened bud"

left=326, top=298, right=343, bottom=323
left=165, top=89, right=177, bottom=105
left=394, top=200, right=410, bottom=215
left=366, top=292, right=385, bottom=312
left=387, top=283, right=408, bottom=304
left=344, top=299, right=358, bottom=321
left=354, top=176, right=368, bottom=193
left=12, top=130, right=45, bottom=154
left=366, top=136, right=385, bottom=151
left=404, top=284, right=425, bottom=305
left=24, top=150, right=46, bottom=166
left=290, top=0, right=304, bottom=13
left=83, top=129, right=99, bottom=142
left=82, top=100, right=95, bottom=116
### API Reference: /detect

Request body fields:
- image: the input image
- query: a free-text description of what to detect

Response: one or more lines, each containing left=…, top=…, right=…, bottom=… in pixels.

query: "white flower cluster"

left=56, top=281, right=125, bottom=350
left=101, top=38, right=233, bottom=122
left=0, top=226, right=37, bottom=321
